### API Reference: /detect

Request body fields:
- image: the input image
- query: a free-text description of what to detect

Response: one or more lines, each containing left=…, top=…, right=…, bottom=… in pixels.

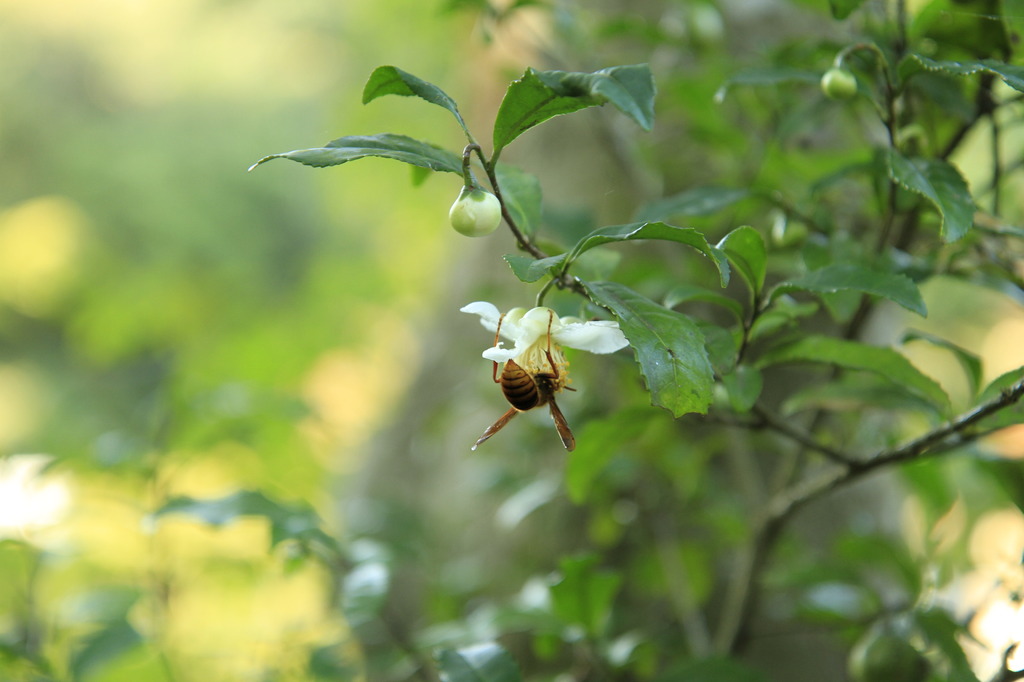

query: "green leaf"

left=721, top=365, right=763, bottom=413
left=584, top=281, right=714, bottom=417
left=309, top=643, right=361, bottom=680
left=410, top=164, right=432, bottom=186
left=903, top=330, right=982, bottom=398
left=974, top=366, right=1024, bottom=430
left=664, top=284, right=744, bottom=322
left=248, top=133, right=462, bottom=174
left=815, top=289, right=863, bottom=324
left=714, top=68, right=820, bottom=102
left=566, top=409, right=655, bottom=504
left=493, top=64, right=655, bottom=156
left=701, top=321, right=739, bottom=375
left=71, top=618, right=143, bottom=682
left=495, top=164, right=542, bottom=236
left=717, top=226, right=766, bottom=296
left=437, top=643, right=523, bottom=682
left=151, top=490, right=339, bottom=554
left=901, top=53, right=1024, bottom=94
left=748, top=298, right=819, bottom=343
left=502, top=254, right=567, bottom=283
left=1003, top=0, right=1024, bottom=52
left=887, top=149, right=975, bottom=242
left=635, top=187, right=750, bottom=222
left=568, top=222, right=729, bottom=287
left=771, top=263, right=927, bottom=316
left=835, top=533, right=921, bottom=596
left=979, top=458, right=1024, bottom=516
left=757, top=336, right=951, bottom=415
left=781, top=375, right=945, bottom=418
left=829, top=0, right=866, bottom=19
left=913, top=609, right=980, bottom=682
left=362, top=65, right=470, bottom=136
left=979, top=366, right=1024, bottom=402
left=549, top=555, right=622, bottom=637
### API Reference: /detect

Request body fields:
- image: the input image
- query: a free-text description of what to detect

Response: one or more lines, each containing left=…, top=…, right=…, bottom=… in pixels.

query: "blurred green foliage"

left=4, top=1, right=1024, bottom=682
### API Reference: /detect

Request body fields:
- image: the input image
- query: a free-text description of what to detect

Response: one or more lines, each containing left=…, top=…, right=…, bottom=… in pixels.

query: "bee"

left=472, top=310, right=576, bottom=452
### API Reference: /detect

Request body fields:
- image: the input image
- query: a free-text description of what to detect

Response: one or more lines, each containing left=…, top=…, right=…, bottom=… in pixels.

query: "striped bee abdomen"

left=500, top=359, right=544, bottom=411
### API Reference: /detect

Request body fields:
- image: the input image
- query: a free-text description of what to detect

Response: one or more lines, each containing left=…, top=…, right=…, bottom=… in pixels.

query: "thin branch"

left=759, top=190, right=824, bottom=235
left=859, top=379, right=1024, bottom=468
left=751, top=404, right=853, bottom=464
left=939, top=118, right=976, bottom=160
left=461, top=142, right=550, bottom=261
left=774, top=377, right=1024, bottom=519
left=718, top=377, right=1024, bottom=655
left=940, top=72, right=997, bottom=161
left=991, top=109, right=1003, bottom=215
left=478, top=153, right=548, bottom=261
left=472, top=153, right=588, bottom=301
left=895, top=0, right=908, bottom=55
left=872, top=163, right=901, bottom=255
left=713, top=513, right=782, bottom=655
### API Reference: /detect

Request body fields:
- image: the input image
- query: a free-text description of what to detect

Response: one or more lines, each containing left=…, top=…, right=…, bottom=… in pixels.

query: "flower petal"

left=461, top=302, right=531, bottom=342
left=460, top=301, right=502, bottom=332
left=482, top=314, right=540, bottom=362
left=482, top=344, right=519, bottom=363
left=554, top=320, right=628, bottom=354
left=500, top=307, right=528, bottom=338
left=516, top=307, right=559, bottom=342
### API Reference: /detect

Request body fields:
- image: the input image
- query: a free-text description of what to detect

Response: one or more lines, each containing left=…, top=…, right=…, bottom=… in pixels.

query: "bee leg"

left=543, top=310, right=558, bottom=378
left=491, top=313, right=507, bottom=384
left=541, top=310, right=571, bottom=390
left=472, top=407, right=519, bottom=451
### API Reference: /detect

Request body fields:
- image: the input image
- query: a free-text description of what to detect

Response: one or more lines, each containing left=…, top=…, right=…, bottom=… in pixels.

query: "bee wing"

left=548, top=399, right=576, bottom=452
left=472, top=407, right=519, bottom=451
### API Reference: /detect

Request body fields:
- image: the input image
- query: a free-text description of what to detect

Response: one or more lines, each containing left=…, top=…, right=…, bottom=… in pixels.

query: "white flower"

left=460, top=301, right=628, bottom=376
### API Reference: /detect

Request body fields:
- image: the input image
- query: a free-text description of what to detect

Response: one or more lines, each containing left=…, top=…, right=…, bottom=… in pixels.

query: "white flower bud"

left=449, top=187, right=501, bottom=237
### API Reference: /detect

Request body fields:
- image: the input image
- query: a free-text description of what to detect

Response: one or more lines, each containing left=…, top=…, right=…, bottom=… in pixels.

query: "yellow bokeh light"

left=982, top=317, right=1024, bottom=383
left=0, top=0, right=343, bottom=106
left=301, top=310, right=419, bottom=464
left=979, top=315, right=1024, bottom=457
left=0, top=195, right=86, bottom=315
left=0, top=365, right=45, bottom=451
left=164, top=562, right=338, bottom=679
left=969, top=507, right=1024, bottom=575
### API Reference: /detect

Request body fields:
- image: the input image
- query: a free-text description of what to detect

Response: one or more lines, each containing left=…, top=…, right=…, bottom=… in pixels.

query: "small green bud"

left=449, top=187, right=501, bottom=237
left=821, top=67, right=858, bottom=100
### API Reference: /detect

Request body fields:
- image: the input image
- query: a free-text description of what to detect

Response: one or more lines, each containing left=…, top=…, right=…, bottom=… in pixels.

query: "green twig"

left=535, top=276, right=558, bottom=307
